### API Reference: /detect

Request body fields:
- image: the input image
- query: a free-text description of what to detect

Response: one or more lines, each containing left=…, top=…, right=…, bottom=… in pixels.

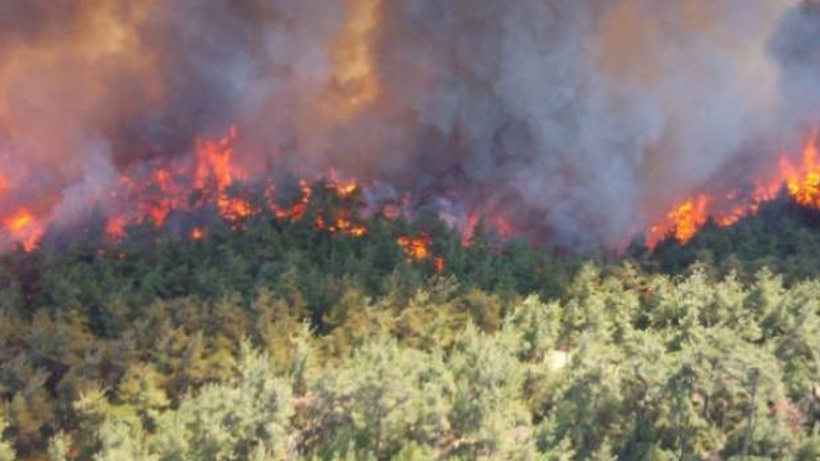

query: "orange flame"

left=274, top=179, right=313, bottom=222
left=397, top=234, right=445, bottom=273
left=105, top=215, right=129, bottom=240
left=460, top=209, right=515, bottom=247
left=669, top=195, right=710, bottom=243
left=195, top=126, right=241, bottom=191
left=782, top=131, right=820, bottom=208
left=5, top=209, right=43, bottom=251
left=648, top=129, right=820, bottom=248
left=0, top=128, right=365, bottom=250
left=307, top=179, right=368, bottom=238
left=397, top=234, right=432, bottom=260
left=350, top=225, right=368, bottom=238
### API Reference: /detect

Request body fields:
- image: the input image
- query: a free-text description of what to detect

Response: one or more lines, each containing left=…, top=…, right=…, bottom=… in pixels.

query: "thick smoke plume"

left=0, top=0, right=818, bottom=250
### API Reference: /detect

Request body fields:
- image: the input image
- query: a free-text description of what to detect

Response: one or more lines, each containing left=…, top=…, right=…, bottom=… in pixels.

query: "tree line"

left=0, top=181, right=819, bottom=459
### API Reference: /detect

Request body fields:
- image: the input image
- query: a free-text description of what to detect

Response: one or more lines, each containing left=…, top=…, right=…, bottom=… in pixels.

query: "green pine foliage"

left=0, top=181, right=819, bottom=459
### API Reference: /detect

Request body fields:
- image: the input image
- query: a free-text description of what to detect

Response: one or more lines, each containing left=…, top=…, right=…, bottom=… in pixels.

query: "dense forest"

left=1, top=182, right=820, bottom=460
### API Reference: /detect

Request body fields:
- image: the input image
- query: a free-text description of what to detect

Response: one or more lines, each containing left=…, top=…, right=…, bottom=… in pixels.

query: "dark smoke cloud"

left=771, top=0, right=820, bottom=131
left=0, top=0, right=817, bottom=250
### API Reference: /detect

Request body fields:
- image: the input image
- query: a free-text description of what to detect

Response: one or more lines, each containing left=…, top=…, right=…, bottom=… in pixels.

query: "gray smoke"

left=0, top=0, right=818, bottom=250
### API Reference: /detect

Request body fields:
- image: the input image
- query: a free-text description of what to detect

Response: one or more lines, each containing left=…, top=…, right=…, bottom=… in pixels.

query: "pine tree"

left=448, top=325, right=528, bottom=459
left=0, top=416, right=15, bottom=461
left=314, top=337, right=453, bottom=459
left=148, top=341, right=294, bottom=460
left=47, top=432, right=72, bottom=461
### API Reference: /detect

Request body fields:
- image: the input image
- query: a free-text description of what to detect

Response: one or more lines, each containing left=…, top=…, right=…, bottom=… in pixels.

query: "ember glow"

left=190, top=228, right=205, bottom=240
left=397, top=234, right=432, bottom=261
left=273, top=180, right=313, bottom=223
left=397, top=233, right=445, bottom=273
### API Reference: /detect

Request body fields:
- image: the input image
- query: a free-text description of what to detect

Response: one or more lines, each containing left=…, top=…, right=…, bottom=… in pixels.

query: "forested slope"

left=0, top=188, right=819, bottom=460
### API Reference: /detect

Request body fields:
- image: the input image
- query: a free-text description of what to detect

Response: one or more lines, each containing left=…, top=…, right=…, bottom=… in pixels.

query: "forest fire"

left=105, top=131, right=377, bottom=242
left=7, top=3, right=820, bottom=457
left=4, top=209, right=41, bottom=251
left=2, top=122, right=820, bottom=259
left=190, top=228, right=205, bottom=240
left=1, top=1, right=819, bottom=255
left=314, top=212, right=367, bottom=238
left=397, top=234, right=432, bottom=260
left=2, top=1, right=820, bottom=256
left=1, top=121, right=820, bottom=259
left=273, top=180, right=313, bottom=222
left=461, top=211, right=515, bottom=247
left=649, top=196, right=710, bottom=246
left=0, top=126, right=375, bottom=252
left=397, top=233, right=445, bottom=273
left=783, top=131, right=820, bottom=208
left=648, top=130, right=820, bottom=248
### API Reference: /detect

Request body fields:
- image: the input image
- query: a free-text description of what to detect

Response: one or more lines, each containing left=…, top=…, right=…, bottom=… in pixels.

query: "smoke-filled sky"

left=0, top=0, right=818, bottom=249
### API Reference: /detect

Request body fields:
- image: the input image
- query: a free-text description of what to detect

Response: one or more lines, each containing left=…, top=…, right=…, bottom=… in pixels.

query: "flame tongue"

left=649, top=129, right=820, bottom=247
left=5, top=208, right=42, bottom=251
left=396, top=233, right=445, bottom=273
left=784, top=131, right=820, bottom=208
left=92, top=130, right=378, bottom=248
left=668, top=196, right=710, bottom=244
left=4, top=124, right=820, bottom=256
left=0, top=172, right=44, bottom=251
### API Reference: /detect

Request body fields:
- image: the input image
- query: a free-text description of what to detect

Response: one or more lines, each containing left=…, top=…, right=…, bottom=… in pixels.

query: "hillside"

left=0, top=191, right=819, bottom=460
